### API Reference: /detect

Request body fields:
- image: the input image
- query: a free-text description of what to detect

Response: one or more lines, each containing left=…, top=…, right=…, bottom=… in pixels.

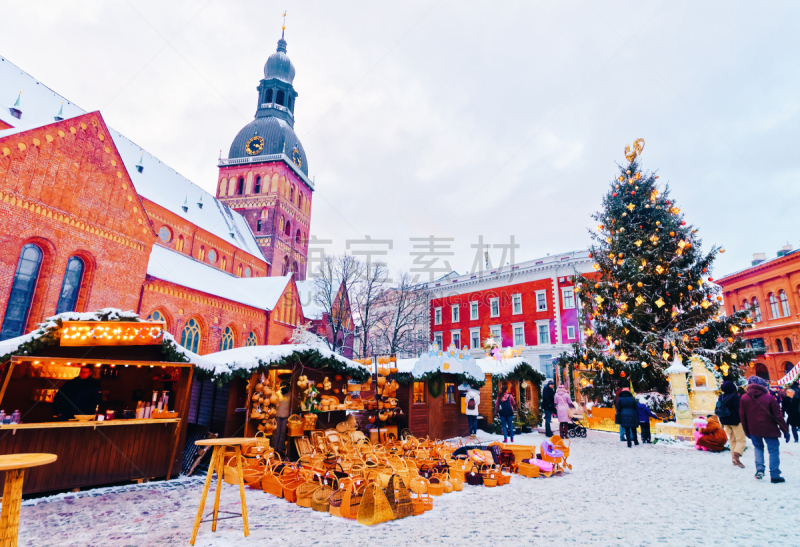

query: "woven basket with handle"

left=357, top=483, right=395, bottom=525
left=384, top=474, right=413, bottom=520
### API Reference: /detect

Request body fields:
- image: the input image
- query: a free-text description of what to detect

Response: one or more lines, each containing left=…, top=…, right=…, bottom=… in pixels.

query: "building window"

left=257, top=220, right=262, bottom=232
left=434, top=307, right=442, bottom=325
left=490, top=325, right=501, bottom=343
left=470, top=329, right=481, bottom=349
left=254, top=176, right=261, bottom=194
left=244, top=267, right=252, bottom=278
left=567, top=325, right=576, bottom=340
left=433, top=332, right=443, bottom=348
left=158, top=226, right=172, bottom=243
left=752, top=298, right=762, bottom=322
left=413, top=382, right=425, bottom=404
left=180, top=318, right=201, bottom=353
left=490, top=298, right=500, bottom=318
left=562, top=288, right=575, bottom=309
left=237, top=178, right=245, bottom=195
left=55, top=256, right=85, bottom=314
left=247, top=331, right=257, bottom=346
left=776, top=338, right=783, bottom=353
left=769, top=293, right=780, bottom=319
left=513, top=324, right=525, bottom=346
left=451, top=331, right=461, bottom=349
left=540, top=354, right=554, bottom=379
left=536, top=290, right=547, bottom=311
left=452, top=305, right=460, bottom=322
left=779, top=290, right=790, bottom=317
left=148, top=310, right=165, bottom=323
left=786, top=337, right=793, bottom=352
left=537, top=322, right=550, bottom=345
left=220, top=326, right=235, bottom=351
left=445, top=383, right=456, bottom=404
left=295, top=229, right=301, bottom=245
left=512, top=294, right=522, bottom=315
left=785, top=361, right=795, bottom=374
left=470, top=301, right=479, bottom=320
left=0, top=244, right=43, bottom=341
left=207, top=249, right=217, bottom=264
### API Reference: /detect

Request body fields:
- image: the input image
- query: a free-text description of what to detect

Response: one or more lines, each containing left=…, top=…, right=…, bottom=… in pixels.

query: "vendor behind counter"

left=52, top=365, right=102, bottom=420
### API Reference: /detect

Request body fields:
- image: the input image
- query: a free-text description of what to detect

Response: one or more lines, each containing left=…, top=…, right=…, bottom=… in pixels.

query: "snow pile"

left=201, top=344, right=371, bottom=377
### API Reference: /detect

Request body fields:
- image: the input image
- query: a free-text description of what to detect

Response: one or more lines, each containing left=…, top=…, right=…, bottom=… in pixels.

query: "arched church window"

left=247, top=331, right=257, bottom=346
left=266, top=89, right=273, bottom=103
left=220, top=326, right=235, bottom=351
left=296, top=229, right=301, bottom=244
left=276, top=90, right=285, bottom=106
left=1, top=244, right=43, bottom=340
left=180, top=318, right=201, bottom=353
left=285, top=221, right=291, bottom=237
left=55, top=256, right=85, bottom=314
left=254, top=176, right=261, bottom=194
left=237, top=178, right=245, bottom=195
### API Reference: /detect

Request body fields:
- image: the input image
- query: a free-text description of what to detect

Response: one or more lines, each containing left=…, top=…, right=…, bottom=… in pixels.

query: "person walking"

left=740, top=376, right=789, bottom=483
left=716, top=380, right=746, bottom=468
left=637, top=396, right=659, bottom=443
left=615, top=390, right=639, bottom=447
left=554, top=384, right=574, bottom=438
left=542, top=380, right=556, bottom=437
left=273, top=385, right=292, bottom=454
left=783, top=386, right=800, bottom=443
left=495, top=384, right=517, bottom=443
left=465, top=386, right=480, bottom=436
left=614, top=387, right=630, bottom=442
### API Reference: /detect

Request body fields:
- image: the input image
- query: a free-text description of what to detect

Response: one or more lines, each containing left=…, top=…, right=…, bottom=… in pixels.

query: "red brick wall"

left=141, top=278, right=266, bottom=354
left=0, top=113, right=155, bottom=332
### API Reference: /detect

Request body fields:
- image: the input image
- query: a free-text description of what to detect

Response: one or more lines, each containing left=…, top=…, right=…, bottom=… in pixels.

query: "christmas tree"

left=559, top=139, right=755, bottom=402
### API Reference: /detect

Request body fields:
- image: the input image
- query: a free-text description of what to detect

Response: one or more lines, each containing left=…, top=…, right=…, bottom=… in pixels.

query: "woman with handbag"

left=465, top=388, right=480, bottom=436
left=554, top=385, right=574, bottom=439
left=716, top=380, right=746, bottom=467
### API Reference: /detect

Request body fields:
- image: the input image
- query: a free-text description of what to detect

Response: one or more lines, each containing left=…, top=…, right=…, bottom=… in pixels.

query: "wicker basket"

left=288, top=414, right=304, bottom=437
left=518, top=462, right=540, bottom=478
left=357, top=483, right=395, bottom=525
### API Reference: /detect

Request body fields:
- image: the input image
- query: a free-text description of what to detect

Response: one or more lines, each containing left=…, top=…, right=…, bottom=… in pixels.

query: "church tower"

left=216, top=30, right=312, bottom=280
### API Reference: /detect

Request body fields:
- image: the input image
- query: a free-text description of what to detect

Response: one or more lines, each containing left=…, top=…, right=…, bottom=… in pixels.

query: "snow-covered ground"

left=14, top=430, right=799, bottom=546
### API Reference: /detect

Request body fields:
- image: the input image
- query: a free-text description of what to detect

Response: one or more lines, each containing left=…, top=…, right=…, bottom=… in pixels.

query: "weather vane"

left=624, top=138, right=645, bottom=162
left=282, top=11, right=287, bottom=37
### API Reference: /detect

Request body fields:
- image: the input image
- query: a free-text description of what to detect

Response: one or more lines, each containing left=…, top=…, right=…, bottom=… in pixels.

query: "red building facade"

left=424, top=251, right=594, bottom=379
left=718, top=247, right=800, bottom=382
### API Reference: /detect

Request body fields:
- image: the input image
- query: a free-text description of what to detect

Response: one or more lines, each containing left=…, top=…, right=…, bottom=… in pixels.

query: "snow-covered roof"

left=200, top=344, right=371, bottom=378
left=664, top=356, right=690, bottom=375
left=295, top=280, right=326, bottom=320
left=0, top=308, right=212, bottom=368
left=475, top=357, right=529, bottom=377
left=147, top=245, right=290, bottom=310
left=409, top=345, right=484, bottom=382
left=0, top=55, right=264, bottom=260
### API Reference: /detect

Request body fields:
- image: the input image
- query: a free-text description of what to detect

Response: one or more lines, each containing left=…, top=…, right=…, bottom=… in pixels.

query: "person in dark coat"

left=636, top=396, right=659, bottom=443
left=783, top=387, right=800, bottom=443
left=740, top=376, right=789, bottom=483
left=614, top=387, right=629, bottom=442
left=716, top=380, right=745, bottom=467
left=542, top=380, right=556, bottom=437
left=53, top=365, right=102, bottom=420
left=615, top=391, right=639, bottom=447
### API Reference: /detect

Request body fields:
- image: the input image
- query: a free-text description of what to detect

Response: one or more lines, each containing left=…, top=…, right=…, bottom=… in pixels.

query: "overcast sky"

left=2, top=1, right=799, bottom=281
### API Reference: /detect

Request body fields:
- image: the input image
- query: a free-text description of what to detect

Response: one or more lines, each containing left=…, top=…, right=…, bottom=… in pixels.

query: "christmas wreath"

left=427, top=373, right=443, bottom=399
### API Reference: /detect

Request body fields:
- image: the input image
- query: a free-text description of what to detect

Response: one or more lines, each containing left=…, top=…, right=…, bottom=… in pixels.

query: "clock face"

left=245, top=136, right=264, bottom=156
left=292, top=147, right=302, bottom=167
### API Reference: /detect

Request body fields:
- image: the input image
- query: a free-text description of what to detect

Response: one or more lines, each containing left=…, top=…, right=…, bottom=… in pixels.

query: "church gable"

left=0, top=112, right=156, bottom=248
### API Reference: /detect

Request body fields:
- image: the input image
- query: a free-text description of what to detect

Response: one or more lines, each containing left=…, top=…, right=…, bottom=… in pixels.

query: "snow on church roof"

left=147, top=245, right=290, bottom=311
left=0, top=55, right=263, bottom=260
left=295, top=280, right=326, bottom=320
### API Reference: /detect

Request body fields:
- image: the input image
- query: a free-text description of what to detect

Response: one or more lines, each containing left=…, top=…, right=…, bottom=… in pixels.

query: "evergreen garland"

left=427, top=372, right=443, bottom=398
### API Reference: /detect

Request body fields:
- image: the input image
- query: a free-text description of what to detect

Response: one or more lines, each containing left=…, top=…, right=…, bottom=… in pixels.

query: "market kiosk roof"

left=0, top=308, right=212, bottom=367
left=399, top=353, right=534, bottom=381
left=405, top=345, right=484, bottom=382
left=200, top=344, right=372, bottom=380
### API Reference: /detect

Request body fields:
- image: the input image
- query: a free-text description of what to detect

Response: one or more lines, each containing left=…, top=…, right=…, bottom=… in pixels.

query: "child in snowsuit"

left=637, top=396, right=659, bottom=443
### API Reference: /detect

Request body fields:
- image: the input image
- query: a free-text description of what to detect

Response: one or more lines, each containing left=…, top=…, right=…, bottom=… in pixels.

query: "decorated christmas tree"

left=558, top=139, right=755, bottom=402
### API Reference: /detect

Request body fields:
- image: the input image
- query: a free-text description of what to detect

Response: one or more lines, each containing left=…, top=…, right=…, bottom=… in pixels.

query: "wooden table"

left=0, top=453, right=57, bottom=547
left=190, top=438, right=253, bottom=546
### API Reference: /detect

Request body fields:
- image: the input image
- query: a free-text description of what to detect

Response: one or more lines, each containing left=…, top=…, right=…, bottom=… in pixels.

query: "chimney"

left=752, top=252, right=766, bottom=266
left=777, top=244, right=793, bottom=258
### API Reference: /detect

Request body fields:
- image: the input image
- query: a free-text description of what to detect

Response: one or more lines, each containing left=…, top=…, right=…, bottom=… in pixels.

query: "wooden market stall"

left=200, top=344, right=373, bottom=454
left=0, top=310, right=206, bottom=495
left=394, top=347, right=486, bottom=440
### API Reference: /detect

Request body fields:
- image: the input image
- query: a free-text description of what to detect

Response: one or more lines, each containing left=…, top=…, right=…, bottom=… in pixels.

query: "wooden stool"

left=0, top=453, right=57, bottom=547
left=190, top=438, right=253, bottom=546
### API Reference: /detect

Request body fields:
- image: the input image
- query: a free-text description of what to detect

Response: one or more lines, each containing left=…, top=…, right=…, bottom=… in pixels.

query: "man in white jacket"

left=465, top=388, right=480, bottom=435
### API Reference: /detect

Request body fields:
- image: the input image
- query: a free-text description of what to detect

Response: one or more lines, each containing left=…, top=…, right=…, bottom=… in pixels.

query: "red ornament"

left=620, top=371, right=626, bottom=378
left=639, top=225, right=643, bottom=229
left=588, top=253, right=593, bottom=258
left=666, top=200, right=671, bottom=205
left=708, top=277, right=713, bottom=281
left=613, top=193, right=617, bottom=197
left=631, top=191, right=636, bottom=195
left=717, top=336, right=724, bottom=344
left=692, top=336, right=699, bottom=341
left=680, top=221, right=686, bottom=225
left=702, top=268, right=707, bottom=273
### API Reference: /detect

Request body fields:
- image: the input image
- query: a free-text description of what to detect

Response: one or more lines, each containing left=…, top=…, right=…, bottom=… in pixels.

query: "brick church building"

left=0, top=33, right=317, bottom=358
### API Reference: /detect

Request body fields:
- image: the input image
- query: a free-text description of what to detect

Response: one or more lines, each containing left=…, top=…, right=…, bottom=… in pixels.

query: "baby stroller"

left=565, top=403, right=588, bottom=438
